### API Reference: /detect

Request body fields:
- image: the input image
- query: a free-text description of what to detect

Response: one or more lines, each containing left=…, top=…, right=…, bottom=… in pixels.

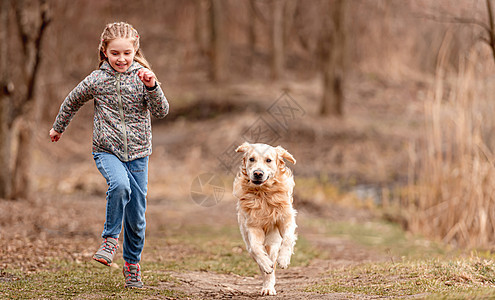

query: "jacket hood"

left=100, top=60, right=143, bottom=75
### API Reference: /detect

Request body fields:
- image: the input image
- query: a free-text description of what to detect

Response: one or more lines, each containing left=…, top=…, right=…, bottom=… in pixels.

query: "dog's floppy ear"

left=235, top=142, right=251, bottom=153
left=276, top=146, right=296, bottom=164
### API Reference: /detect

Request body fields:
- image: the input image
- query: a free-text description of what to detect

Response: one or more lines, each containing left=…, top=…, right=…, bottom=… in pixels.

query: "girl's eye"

left=266, top=159, right=272, bottom=163
left=249, top=157, right=255, bottom=162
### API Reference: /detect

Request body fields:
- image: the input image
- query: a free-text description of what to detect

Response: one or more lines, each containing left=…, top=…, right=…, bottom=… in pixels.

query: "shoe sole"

left=93, top=256, right=111, bottom=266
left=124, top=285, right=144, bottom=289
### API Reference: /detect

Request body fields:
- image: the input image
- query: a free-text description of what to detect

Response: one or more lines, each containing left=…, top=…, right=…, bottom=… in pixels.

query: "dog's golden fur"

left=233, top=142, right=297, bottom=296
left=235, top=166, right=294, bottom=231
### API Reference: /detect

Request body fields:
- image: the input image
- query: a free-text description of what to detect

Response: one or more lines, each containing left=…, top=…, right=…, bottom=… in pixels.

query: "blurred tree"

left=209, top=0, right=227, bottom=82
left=420, top=0, right=495, bottom=64
left=283, top=0, right=297, bottom=53
left=0, top=0, right=11, bottom=199
left=195, top=0, right=209, bottom=57
left=0, top=0, right=50, bottom=200
left=247, top=0, right=257, bottom=71
left=271, top=0, right=285, bottom=80
left=485, top=0, right=495, bottom=61
left=320, top=0, right=347, bottom=116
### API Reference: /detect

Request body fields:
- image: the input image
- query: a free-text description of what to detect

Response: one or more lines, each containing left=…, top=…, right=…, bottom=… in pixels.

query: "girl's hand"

left=137, top=68, right=156, bottom=88
left=50, top=128, right=63, bottom=142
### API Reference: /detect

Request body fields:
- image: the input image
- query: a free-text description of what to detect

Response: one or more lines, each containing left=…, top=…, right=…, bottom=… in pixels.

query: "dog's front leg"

left=260, top=231, right=282, bottom=295
left=277, top=217, right=297, bottom=269
left=261, top=260, right=276, bottom=295
left=246, top=227, right=274, bottom=274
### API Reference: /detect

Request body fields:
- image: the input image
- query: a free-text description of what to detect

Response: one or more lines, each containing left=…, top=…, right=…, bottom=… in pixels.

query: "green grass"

left=0, top=223, right=320, bottom=299
left=4, top=209, right=495, bottom=298
left=0, top=259, right=182, bottom=299
left=303, top=217, right=446, bottom=259
left=301, top=215, right=495, bottom=298
left=306, top=256, right=495, bottom=298
left=147, top=224, right=322, bottom=277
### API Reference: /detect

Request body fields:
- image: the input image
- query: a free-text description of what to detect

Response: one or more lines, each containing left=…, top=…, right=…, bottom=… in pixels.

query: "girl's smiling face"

left=104, top=38, right=136, bottom=73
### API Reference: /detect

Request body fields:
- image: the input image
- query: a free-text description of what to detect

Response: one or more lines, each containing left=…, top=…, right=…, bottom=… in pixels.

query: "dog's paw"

left=257, top=255, right=274, bottom=274
left=260, top=287, right=277, bottom=296
left=260, top=261, right=274, bottom=274
left=277, top=255, right=291, bottom=269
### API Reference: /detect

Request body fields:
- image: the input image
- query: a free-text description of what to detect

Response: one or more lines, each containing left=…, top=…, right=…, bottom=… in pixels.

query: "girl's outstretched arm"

left=52, top=73, right=95, bottom=135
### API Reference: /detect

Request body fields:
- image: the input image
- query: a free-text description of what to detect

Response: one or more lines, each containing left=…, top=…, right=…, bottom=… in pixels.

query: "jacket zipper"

left=116, top=73, right=129, bottom=161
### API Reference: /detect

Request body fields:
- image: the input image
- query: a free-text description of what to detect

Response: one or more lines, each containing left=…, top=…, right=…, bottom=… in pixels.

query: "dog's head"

left=235, top=142, right=296, bottom=186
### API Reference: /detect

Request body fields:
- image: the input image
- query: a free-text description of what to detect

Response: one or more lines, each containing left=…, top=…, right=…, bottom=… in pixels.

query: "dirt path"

left=157, top=256, right=385, bottom=299
left=159, top=263, right=334, bottom=299
left=144, top=195, right=389, bottom=299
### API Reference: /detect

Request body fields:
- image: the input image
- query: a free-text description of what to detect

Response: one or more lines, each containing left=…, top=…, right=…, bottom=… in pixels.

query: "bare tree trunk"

left=486, top=0, right=495, bottom=62
left=320, top=0, right=346, bottom=117
left=283, top=0, right=297, bottom=50
left=209, top=0, right=227, bottom=83
left=195, top=0, right=209, bottom=56
left=247, top=0, right=257, bottom=72
left=0, top=0, right=12, bottom=199
left=271, top=0, right=285, bottom=80
left=0, top=0, right=50, bottom=200
left=0, top=99, right=10, bottom=199
left=12, top=117, right=33, bottom=199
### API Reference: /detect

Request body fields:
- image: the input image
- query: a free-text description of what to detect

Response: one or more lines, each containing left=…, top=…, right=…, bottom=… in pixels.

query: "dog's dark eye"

left=249, top=157, right=255, bottom=162
left=266, top=159, right=272, bottom=163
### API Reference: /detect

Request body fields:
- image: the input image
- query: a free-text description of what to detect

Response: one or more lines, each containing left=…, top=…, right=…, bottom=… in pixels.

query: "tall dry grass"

left=406, top=40, right=495, bottom=249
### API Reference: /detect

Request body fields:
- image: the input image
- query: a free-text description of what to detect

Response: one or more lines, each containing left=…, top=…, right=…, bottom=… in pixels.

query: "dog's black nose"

left=253, top=170, right=264, bottom=179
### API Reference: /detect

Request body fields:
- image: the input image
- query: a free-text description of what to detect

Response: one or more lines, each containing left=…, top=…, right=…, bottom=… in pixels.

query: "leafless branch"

left=414, top=11, right=491, bottom=33
left=26, top=0, right=51, bottom=102
left=415, top=1, right=495, bottom=63
left=479, top=35, right=491, bottom=45
left=250, top=0, right=268, bottom=25
left=13, top=0, right=29, bottom=56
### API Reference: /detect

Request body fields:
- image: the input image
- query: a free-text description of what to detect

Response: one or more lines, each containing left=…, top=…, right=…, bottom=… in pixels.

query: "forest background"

left=2, top=0, right=495, bottom=298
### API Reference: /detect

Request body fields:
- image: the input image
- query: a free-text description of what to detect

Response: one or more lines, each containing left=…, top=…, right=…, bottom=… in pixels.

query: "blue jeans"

left=93, top=152, right=149, bottom=264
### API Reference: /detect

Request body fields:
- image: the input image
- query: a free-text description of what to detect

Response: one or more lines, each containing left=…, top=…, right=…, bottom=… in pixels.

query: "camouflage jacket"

left=53, top=61, right=169, bottom=162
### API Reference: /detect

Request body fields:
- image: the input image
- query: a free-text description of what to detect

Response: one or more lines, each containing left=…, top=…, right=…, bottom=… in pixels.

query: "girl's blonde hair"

left=98, top=22, right=157, bottom=79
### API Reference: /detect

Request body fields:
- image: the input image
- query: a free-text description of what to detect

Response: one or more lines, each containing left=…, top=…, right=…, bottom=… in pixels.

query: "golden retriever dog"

left=233, top=142, right=297, bottom=296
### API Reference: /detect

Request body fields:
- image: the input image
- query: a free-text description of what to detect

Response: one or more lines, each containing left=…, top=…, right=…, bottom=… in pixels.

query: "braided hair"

left=98, top=22, right=155, bottom=78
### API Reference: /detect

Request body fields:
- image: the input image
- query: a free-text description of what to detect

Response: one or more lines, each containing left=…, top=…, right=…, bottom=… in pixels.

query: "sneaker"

left=93, top=237, right=119, bottom=266
left=123, top=262, right=143, bottom=288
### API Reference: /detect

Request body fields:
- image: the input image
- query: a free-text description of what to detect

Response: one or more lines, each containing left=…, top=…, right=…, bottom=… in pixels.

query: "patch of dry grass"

left=307, top=255, right=495, bottom=298
left=406, top=44, right=495, bottom=249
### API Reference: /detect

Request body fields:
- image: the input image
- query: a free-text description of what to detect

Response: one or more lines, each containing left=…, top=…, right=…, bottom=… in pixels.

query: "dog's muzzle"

left=251, top=170, right=265, bottom=185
